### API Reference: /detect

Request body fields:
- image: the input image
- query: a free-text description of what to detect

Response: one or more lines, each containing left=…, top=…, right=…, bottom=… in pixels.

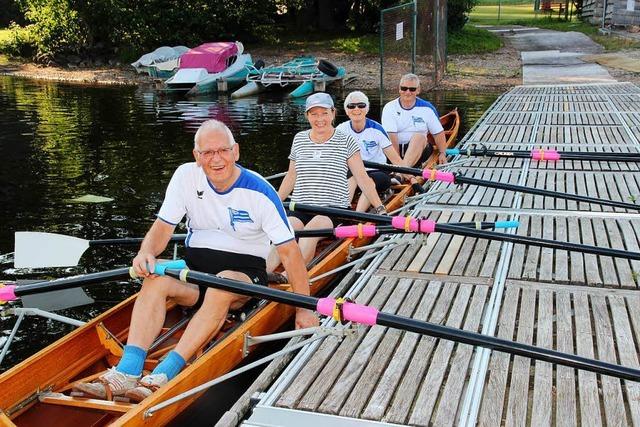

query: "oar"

left=264, top=171, right=286, bottom=181
left=0, top=260, right=187, bottom=305
left=286, top=203, right=518, bottom=229
left=294, top=221, right=519, bottom=238
left=14, top=232, right=188, bottom=269
left=161, top=268, right=640, bottom=382
left=447, top=147, right=640, bottom=162
left=21, top=224, right=403, bottom=269
left=362, top=161, right=640, bottom=212
left=287, top=202, right=640, bottom=260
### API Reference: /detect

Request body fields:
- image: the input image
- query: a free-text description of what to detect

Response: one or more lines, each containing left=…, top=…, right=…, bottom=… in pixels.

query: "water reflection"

left=0, top=75, right=500, bottom=371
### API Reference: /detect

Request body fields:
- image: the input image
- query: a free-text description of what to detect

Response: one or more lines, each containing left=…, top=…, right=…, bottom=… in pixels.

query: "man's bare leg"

left=173, top=270, right=251, bottom=360
left=126, top=275, right=199, bottom=350
left=401, top=133, right=428, bottom=168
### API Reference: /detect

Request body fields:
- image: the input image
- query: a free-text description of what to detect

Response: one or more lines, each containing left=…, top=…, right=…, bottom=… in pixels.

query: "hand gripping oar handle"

left=161, top=268, right=640, bottom=382
left=0, top=259, right=187, bottom=303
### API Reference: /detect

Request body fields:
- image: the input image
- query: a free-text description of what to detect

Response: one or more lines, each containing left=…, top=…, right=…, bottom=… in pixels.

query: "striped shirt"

left=289, top=129, right=360, bottom=208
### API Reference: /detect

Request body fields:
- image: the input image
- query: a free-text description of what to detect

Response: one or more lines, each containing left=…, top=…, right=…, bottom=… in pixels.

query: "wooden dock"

left=238, top=82, right=640, bottom=427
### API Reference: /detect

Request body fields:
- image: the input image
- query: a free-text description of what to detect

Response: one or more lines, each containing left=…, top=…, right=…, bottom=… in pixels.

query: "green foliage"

left=21, top=0, right=87, bottom=57
left=449, top=0, right=481, bottom=32
left=332, top=35, right=378, bottom=54
left=0, top=22, right=36, bottom=56
left=12, top=0, right=279, bottom=59
left=447, top=25, right=501, bottom=54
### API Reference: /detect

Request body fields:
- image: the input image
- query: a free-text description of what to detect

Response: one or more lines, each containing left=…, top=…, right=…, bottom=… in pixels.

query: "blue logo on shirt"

left=228, top=207, right=254, bottom=231
left=363, top=140, right=377, bottom=153
left=412, top=116, right=426, bottom=126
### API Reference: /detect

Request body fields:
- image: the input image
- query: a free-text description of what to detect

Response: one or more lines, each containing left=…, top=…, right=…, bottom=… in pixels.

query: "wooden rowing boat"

left=0, top=110, right=459, bottom=426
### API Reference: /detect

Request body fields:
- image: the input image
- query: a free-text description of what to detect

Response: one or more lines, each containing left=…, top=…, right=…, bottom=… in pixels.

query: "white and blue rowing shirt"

left=336, top=118, right=392, bottom=166
left=157, top=163, right=293, bottom=260
left=381, top=97, right=444, bottom=146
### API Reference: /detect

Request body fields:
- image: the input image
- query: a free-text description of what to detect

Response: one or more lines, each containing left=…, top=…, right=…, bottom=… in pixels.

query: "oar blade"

left=14, top=232, right=90, bottom=268
left=21, top=287, right=95, bottom=311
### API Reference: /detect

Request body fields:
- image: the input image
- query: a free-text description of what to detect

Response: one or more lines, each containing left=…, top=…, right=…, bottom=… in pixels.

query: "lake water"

left=0, top=74, right=500, bottom=420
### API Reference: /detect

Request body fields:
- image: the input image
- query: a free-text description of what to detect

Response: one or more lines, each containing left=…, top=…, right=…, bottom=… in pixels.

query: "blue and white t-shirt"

left=336, top=118, right=392, bottom=166
left=158, top=163, right=293, bottom=260
left=381, top=97, right=444, bottom=146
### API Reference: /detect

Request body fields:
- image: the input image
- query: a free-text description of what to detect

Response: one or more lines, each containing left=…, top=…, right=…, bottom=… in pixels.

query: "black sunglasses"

left=400, top=86, right=418, bottom=92
left=346, top=102, right=367, bottom=109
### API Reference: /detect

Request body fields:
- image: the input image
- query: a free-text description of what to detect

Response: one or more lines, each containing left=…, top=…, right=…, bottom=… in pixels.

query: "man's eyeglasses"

left=346, top=102, right=368, bottom=109
left=400, top=86, right=418, bottom=92
left=196, top=146, right=234, bottom=158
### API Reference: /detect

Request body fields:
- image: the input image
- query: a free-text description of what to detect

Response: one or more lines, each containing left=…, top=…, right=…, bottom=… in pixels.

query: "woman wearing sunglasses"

left=266, top=92, right=385, bottom=274
left=381, top=73, right=447, bottom=167
left=336, top=91, right=404, bottom=212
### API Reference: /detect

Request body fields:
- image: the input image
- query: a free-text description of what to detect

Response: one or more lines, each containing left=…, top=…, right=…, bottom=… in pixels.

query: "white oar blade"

left=14, top=232, right=90, bottom=268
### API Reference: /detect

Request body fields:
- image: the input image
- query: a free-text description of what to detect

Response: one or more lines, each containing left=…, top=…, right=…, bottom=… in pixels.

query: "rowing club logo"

left=228, top=207, right=253, bottom=231
left=363, top=140, right=377, bottom=153
left=412, top=116, right=426, bottom=126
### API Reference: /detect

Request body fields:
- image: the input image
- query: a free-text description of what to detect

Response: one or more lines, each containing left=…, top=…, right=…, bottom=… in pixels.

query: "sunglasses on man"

left=346, top=102, right=368, bottom=109
left=400, top=86, right=418, bottom=92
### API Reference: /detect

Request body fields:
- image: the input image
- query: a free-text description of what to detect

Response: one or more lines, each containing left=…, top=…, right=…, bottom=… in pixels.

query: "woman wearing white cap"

left=336, top=91, right=404, bottom=212
left=266, top=92, right=385, bottom=272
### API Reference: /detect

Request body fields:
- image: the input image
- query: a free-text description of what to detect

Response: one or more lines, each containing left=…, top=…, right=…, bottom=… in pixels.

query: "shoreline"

left=2, top=43, right=638, bottom=92
left=0, top=45, right=523, bottom=92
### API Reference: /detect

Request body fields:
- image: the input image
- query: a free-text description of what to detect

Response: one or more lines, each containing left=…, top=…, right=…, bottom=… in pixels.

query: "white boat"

left=164, top=41, right=252, bottom=96
left=131, top=46, right=189, bottom=78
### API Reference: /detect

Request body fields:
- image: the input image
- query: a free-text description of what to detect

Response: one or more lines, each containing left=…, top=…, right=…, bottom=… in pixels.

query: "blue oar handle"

left=495, top=220, right=519, bottom=229
left=132, top=259, right=187, bottom=278
left=153, top=259, right=187, bottom=275
left=445, top=148, right=460, bottom=155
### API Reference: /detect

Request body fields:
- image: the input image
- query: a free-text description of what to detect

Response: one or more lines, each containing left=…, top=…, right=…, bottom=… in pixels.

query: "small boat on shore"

left=231, top=56, right=345, bottom=99
left=131, top=46, right=190, bottom=79
left=163, top=42, right=252, bottom=96
left=0, top=111, right=459, bottom=426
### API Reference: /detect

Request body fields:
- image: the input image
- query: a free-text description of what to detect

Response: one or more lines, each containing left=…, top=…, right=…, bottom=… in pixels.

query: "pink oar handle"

left=531, top=149, right=560, bottom=161
left=334, top=224, right=378, bottom=238
left=316, top=297, right=379, bottom=325
left=422, top=169, right=455, bottom=183
left=391, top=216, right=436, bottom=233
left=0, top=285, right=17, bottom=302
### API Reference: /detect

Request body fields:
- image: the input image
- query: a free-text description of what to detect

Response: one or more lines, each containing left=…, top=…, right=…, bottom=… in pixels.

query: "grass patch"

left=470, top=4, right=542, bottom=22
left=448, top=26, right=502, bottom=54
left=469, top=8, right=640, bottom=51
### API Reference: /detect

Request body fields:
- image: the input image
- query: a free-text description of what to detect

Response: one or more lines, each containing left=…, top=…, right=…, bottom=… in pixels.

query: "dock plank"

left=431, top=286, right=489, bottom=427
left=361, top=281, right=439, bottom=420
left=408, top=284, right=474, bottom=426
left=530, top=289, right=553, bottom=427
left=591, top=295, right=628, bottom=426
left=555, top=291, right=577, bottom=427
left=383, top=283, right=458, bottom=424
left=477, top=286, right=520, bottom=426
left=504, top=287, right=536, bottom=427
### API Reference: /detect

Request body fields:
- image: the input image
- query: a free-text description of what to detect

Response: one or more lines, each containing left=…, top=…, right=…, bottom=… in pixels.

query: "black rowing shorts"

left=346, top=169, right=392, bottom=193
left=185, top=247, right=267, bottom=309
